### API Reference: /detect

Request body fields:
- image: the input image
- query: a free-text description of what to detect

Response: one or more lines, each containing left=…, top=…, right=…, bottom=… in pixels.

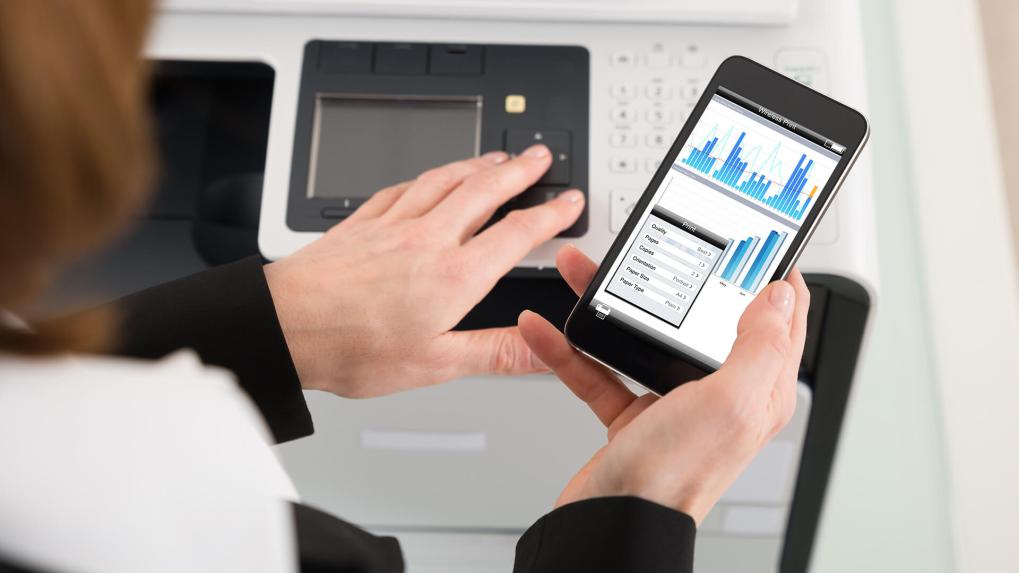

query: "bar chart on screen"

left=683, top=133, right=819, bottom=222
left=657, top=171, right=796, bottom=296
left=677, top=96, right=838, bottom=224
left=715, top=229, right=788, bottom=293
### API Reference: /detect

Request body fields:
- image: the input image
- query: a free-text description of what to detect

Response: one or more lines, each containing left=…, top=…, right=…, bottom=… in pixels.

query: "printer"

left=57, top=1, right=877, bottom=571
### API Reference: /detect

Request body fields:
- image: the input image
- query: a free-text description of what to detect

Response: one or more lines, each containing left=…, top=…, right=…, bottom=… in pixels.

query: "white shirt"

left=0, top=350, right=298, bottom=573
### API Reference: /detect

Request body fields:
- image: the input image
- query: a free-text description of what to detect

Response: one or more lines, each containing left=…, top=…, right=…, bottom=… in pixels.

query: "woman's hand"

left=263, top=145, right=584, bottom=398
left=518, top=245, right=809, bottom=524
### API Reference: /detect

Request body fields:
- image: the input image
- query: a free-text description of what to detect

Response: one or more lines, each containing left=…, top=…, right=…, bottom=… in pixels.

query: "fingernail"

left=558, top=189, right=584, bottom=203
left=524, top=144, right=550, bottom=159
left=768, top=281, right=795, bottom=323
left=483, top=150, right=508, bottom=164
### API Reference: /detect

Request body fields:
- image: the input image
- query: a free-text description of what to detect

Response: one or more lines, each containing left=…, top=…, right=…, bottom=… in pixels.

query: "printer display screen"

left=308, top=95, right=481, bottom=199
left=589, top=87, right=843, bottom=367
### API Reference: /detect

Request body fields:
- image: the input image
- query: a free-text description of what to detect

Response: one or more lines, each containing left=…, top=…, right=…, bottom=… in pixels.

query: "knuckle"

left=573, top=375, right=608, bottom=405
left=416, top=167, right=457, bottom=189
left=763, top=329, right=792, bottom=360
left=361, top=185, right=398, bottom=211
left=489, top=331, right=523, bottom=374
left=739, top=322, right=792, bottom=360
left=380, top=183, right=404, bottom=198
left=502, top=209, right=542, bottom=237
left=801, top=285, right=812, bottom=307
left=730, top=324, right=791, bottom=365
left=485, top=165, right=525, bottom=193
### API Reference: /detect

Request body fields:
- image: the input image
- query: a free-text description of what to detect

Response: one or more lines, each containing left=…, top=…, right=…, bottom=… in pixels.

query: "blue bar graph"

left=683, top=136, right=719, bottom=175
left=719, top=236, right=755, bottom=282
left=715, top=230, right=789, bottom=293
left=739, top=230, right=782, bottom=291
left=681, top=133, right=821, bottom=222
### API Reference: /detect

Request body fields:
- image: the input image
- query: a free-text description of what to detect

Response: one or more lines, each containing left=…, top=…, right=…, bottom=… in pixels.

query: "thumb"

left=438, top=326, right=548, bottom=378
left=717, top=280, right=797, bottom=392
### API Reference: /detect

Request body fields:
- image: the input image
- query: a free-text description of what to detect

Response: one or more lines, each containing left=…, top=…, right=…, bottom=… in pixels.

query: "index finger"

left=426, top=144, right=553, bottom=239
left=383, top=152, right=508, bottom=220
left=458, top=190, right=584, bottom=290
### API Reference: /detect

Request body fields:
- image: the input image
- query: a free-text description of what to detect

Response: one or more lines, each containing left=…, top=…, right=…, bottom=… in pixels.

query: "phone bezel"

left=564, top=55, right=870, bottom=395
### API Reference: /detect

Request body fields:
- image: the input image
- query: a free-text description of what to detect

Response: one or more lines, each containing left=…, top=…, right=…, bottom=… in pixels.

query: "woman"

left=0, top=2, right=808, bottom=572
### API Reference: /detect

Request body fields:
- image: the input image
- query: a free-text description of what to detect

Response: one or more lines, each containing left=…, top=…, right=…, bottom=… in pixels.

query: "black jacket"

left=1, top=257, right=696, bottom=572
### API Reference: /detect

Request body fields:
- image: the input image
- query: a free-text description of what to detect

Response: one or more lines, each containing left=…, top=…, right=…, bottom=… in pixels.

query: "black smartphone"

left=565, top=56, right=869, bottom=395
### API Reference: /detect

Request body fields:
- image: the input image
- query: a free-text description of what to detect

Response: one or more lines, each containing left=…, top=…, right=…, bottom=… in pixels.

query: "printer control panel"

left=286, top=41, right=590, bottom=237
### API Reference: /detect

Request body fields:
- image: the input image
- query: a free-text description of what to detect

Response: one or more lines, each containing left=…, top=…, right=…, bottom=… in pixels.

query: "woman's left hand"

left=263, top=145, right=583, bottom=398
left=518, top=245, right=808, bottom=523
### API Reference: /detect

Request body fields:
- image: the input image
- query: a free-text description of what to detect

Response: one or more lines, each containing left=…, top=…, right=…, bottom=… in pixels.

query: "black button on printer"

left=504, top=129, right=572, bottom=186
left=321, top=207, right=353, bottom=219
left=321, top=199, right=365, bottom=219
left=430, top=44, right=484, bottom=75
left=318, top=42, right=373, bottom=74
left=375, top=43, right=428, bottom=75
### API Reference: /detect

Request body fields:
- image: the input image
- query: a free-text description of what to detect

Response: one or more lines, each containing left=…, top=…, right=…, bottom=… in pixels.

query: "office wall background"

left=848, top=0, right=1019, bottom=571
left=810, top=1, right=957, bottom=571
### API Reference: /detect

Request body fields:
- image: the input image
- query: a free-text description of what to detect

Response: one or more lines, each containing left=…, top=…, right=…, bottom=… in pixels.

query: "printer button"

left=375, top=43, right=428, bottom=75
left=319, top=42, right=373, bottom=74
left=610, top=189, right=638, bottom=233
left=321, top=207, right=355, bottom=219
left=430, top=44, right=483, bottom=75
left=609, top=157, right=637, bottom=173
left=504, top=129, right=571, bottom=186
left=680, top=47, right=707, bottom=69
left=610, top=51, right=637, bottom=67
left=508, top=187, right=560, bottom=210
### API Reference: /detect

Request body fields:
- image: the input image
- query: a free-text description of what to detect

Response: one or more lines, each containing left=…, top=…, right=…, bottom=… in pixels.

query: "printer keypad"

left=606, top=43, right=713, bottom=233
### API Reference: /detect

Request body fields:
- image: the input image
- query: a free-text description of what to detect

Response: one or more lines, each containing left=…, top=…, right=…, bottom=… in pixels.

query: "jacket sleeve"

left=293, top=503, right=404, bottom=573
left=0, top=503, right=406, bottom=573
left=111, top=256, right=314, bottom=443
left=513, top=496, right=697, bottom=573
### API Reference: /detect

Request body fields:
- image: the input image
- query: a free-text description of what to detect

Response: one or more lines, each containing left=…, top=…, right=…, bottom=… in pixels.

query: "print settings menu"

left=607, top=209, right=727, bottom=327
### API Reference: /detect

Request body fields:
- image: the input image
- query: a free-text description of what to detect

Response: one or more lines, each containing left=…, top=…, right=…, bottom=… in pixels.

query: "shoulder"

left=0, top=350, right=268, bottom=439
left=0, top=352, right=298, bottom=573
left=0, top=348, right=230, bottom=390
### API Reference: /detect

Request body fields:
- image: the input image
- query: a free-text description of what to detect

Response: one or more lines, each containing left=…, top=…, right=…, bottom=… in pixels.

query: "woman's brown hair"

left=0, top=0, right=154, bottom=354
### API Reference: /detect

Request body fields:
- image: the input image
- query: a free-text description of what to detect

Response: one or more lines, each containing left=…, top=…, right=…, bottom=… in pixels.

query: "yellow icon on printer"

left=504, top=94, right=526, bottom=114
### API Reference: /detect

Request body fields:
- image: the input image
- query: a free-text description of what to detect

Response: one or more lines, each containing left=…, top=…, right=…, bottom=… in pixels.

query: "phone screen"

left=588, top=87, right=845, bottom=368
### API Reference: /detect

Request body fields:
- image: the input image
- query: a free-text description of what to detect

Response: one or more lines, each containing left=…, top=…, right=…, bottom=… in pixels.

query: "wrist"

left=580, top=467, right=711, bottom=526
left=262, top=260, right=343, bottom=393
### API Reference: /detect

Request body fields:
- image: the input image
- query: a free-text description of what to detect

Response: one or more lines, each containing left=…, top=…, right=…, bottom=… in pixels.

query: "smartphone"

left=565, top=56, right=869, bottom=394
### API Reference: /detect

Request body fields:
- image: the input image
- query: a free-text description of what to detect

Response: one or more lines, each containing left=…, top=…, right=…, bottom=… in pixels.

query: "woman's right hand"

left=518, top=245, right=809, bottom=524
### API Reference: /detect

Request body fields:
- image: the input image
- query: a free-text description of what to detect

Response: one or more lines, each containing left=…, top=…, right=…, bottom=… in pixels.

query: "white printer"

left=56, top=1, right=877, bottom=571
